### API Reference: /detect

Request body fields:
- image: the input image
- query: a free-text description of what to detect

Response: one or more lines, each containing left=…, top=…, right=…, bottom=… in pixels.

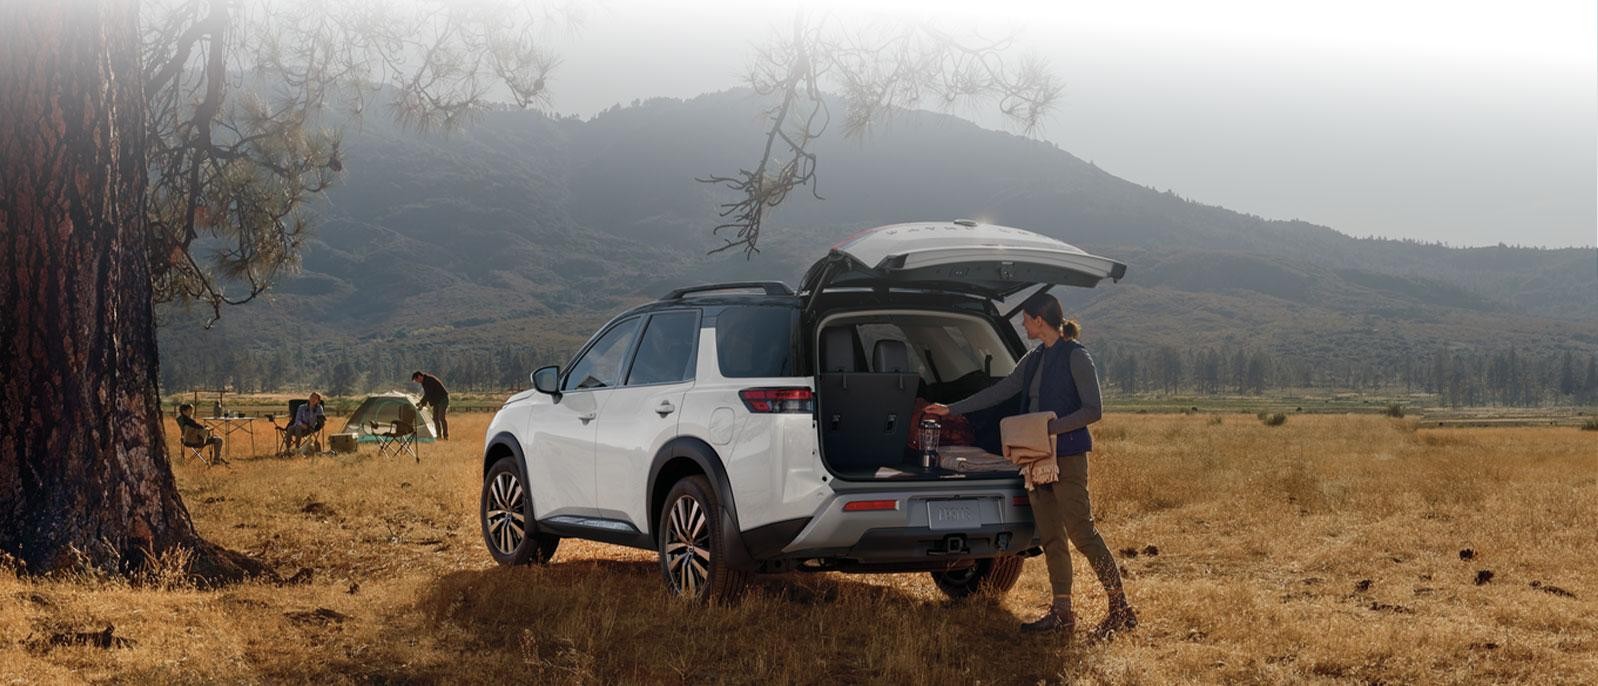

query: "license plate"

left=927, top=499, right=982, bottom=531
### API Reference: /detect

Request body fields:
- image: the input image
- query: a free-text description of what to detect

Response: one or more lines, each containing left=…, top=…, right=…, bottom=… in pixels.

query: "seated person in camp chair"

left=280, top=392, right=326, bottom=455
left=176, top=403, right=226, bottom=465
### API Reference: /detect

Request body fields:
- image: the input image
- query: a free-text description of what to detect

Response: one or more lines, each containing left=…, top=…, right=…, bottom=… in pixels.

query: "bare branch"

left=703, top=15, right=1062, bottom=256
left=142, top=0, right=572, bottom=321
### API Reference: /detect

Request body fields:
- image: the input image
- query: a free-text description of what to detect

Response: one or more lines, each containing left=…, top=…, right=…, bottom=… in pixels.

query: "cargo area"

left=812, top=310, right=1025, bottom=481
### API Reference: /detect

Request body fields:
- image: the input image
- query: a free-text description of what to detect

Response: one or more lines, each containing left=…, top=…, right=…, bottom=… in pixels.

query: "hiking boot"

left=1090, top=604, right=1138, bottom=641
left=1021, top=601, right=1076, bottom=634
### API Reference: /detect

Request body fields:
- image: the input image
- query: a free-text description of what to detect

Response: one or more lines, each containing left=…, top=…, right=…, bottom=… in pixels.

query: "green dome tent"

left=341, top=392, right=437, bottom=443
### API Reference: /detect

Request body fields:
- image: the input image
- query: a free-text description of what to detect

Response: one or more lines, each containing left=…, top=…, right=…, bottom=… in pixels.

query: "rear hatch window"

left=715, top=306, right=797, bottom=377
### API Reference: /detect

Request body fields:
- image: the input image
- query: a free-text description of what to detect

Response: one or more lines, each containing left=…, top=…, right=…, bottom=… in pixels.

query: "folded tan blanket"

left=1001, top=411, right=1059, bottom=490
left=936, top=445, right=1016, bottom=473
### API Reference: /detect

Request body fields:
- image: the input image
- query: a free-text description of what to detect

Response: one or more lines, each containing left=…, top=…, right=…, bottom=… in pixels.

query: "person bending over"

left=412, top=371, right=450, bottom=440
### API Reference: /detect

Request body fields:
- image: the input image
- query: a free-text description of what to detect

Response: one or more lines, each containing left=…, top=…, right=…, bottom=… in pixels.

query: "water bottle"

left=919, top=417, right=941, bottom=469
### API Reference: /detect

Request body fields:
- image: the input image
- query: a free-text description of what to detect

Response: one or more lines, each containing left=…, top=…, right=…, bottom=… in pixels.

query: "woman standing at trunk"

left=926, top=293, right=1137, bottom=639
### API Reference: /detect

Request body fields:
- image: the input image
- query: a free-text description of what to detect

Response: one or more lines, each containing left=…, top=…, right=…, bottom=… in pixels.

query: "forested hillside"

left=158, top=91, right=1598, bottom=405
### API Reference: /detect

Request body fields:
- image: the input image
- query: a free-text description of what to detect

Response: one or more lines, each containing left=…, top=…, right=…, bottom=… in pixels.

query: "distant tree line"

left=1090, top=344, right=1598, bottom=407
left=163, top=339, right=1598, bottom=408
left=160, top=343, right=569, bottom=398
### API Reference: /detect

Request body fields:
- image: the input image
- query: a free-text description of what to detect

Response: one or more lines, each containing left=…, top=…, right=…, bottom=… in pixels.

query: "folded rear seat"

left=817, top=334, right=920, bottom=474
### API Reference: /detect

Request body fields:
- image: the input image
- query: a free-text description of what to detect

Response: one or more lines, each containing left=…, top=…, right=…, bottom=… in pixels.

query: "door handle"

left=578, top=412, right=597, bottom=424
left=656, top=401, right=676, bottom=417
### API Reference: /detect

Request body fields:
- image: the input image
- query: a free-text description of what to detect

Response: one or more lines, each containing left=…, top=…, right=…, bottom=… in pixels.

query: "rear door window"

left=716, top=306, right=796, bottom=377
left=564, top=318, right=640, bottom=390
left=627, top=311, right=699, bottom=385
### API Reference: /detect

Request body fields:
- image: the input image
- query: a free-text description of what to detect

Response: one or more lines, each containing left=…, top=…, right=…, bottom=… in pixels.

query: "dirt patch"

left=301, top=500, right=336, bottom=517
left=1530, top=581, right=1576, bottom=599
left=284, top=607, right=350, bottom=625
left=25, top=625, right=136, bottom=652
left=15, top=592, right=53, bottom=607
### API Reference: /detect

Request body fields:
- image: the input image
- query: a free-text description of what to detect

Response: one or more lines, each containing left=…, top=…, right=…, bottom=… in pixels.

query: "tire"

left=481, top=456, right=559, bottom=565
left=657, top=475, right=748, bottom=603
left=930, top=555, right=1025, bottom=600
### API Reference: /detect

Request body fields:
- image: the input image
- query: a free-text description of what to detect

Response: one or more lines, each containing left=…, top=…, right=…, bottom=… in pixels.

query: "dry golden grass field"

left=3, top=412, right=1595, bottom=684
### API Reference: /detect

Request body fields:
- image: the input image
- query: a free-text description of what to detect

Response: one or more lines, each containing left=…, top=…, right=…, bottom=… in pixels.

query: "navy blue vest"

left=1020, top=339, right=1094, bottom=456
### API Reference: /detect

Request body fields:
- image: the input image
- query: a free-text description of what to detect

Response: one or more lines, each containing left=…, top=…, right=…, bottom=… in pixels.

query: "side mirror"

left=531, top=366, right=561, bottom=396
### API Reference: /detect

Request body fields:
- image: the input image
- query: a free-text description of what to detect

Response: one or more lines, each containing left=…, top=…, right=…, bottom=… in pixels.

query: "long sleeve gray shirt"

left=947, top=343, right=1103, bottom=434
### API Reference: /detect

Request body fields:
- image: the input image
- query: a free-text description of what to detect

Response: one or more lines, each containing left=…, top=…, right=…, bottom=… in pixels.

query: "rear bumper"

left=770, top=486, right=1038, bottom=567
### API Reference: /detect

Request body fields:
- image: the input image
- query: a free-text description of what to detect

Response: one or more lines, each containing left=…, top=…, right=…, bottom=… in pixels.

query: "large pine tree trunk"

left=0, top=0, right=264, bottom=581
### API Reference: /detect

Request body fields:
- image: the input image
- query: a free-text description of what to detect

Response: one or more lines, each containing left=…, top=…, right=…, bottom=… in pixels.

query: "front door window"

left=564, top=318, right=640, bottom=391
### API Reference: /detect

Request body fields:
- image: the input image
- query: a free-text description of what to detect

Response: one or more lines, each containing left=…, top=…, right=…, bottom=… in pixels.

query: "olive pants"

left=1028, top=452, right=1123, bottom=597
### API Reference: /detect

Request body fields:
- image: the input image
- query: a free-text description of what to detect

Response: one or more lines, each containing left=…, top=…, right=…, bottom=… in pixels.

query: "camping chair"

left=279, top=399, right=327, bottom=456
left=178, top=422, right=224, bottom=467
left=178, top=412, right=228, bottom=463
left=371, top=404, right=419, bottom=462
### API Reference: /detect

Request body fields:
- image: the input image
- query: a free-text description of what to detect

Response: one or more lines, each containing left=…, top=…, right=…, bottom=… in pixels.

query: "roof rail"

left=663, top=281, right=794, bottom=300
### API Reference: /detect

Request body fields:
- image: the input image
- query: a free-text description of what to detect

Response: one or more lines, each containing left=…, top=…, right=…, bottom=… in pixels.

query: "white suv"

left=479, top=220, right=1126, bottom=601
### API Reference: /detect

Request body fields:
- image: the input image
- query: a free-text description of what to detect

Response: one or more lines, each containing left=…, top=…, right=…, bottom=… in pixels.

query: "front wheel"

left=657, top=475, right=748, bottom=603
left=481, top=456, right=559, bottom=565
left=930, top=556, right=1025, bottom=599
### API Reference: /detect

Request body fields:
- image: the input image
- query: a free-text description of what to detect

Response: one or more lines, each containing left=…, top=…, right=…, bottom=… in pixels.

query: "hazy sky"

left=539, top=0, right=1596, bottom=248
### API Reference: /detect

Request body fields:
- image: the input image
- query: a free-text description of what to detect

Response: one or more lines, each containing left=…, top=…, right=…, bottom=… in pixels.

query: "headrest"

left=873, top=339, right=911, bottom=374
left=821, top=326, right=857, bottom=373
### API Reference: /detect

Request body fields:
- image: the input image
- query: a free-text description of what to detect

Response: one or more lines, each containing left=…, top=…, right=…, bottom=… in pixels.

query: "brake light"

left=1011, top=495, right=1030, bottom=507
left=843, top=499, right=898, bottom=512
left=739, top=387, right=814, bottom=413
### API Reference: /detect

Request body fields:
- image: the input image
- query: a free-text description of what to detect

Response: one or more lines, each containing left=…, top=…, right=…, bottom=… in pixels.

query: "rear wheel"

left=930, top=556, right=1025, bottom=599
left=481, top=456, right=559, bottom=565
left=657, top=475, right=748, bottom=603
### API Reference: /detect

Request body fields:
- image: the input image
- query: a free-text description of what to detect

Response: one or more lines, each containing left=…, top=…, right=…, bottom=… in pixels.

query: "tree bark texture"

left=0, top=0, right=259, bottom=580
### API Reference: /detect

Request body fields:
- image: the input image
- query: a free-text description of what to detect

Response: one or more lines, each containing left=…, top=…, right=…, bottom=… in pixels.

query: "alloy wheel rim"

left=664, top=495, right=712, bottom=597
left=486, top=472, right=526, bottom=555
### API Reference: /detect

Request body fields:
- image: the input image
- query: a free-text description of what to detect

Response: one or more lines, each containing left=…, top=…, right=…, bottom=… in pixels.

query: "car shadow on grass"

left=403, top=556, right=1094, bottom=683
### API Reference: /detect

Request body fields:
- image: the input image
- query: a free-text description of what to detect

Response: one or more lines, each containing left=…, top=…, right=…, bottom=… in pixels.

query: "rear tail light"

left=739, top=387, right=814, bottom=414
left=1011, top=495, right=1030, bottom=507
left=842, top=499, right=898, bottom=512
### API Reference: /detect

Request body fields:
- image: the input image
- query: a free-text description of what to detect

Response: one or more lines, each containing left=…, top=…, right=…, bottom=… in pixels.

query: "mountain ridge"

left=156, top=89, right=1598, bottom=393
